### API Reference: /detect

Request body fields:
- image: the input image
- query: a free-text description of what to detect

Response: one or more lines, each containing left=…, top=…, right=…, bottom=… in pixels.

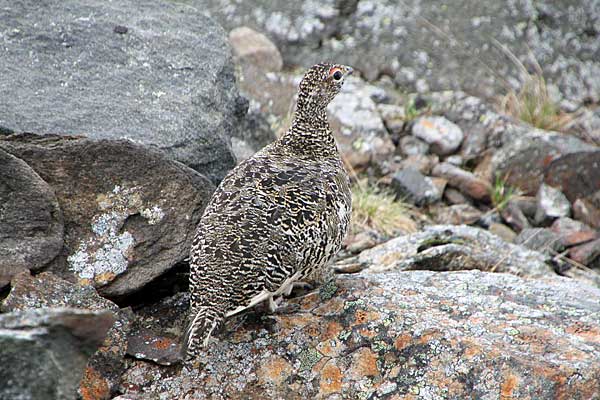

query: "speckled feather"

left=183, top=63, right=353, bottom=359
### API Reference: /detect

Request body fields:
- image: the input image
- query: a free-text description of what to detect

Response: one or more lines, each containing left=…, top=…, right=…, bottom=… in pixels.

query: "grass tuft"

left=490, top=174, right=517, bottom=211
left=351, top=182, right=416, bottom=237
left=500, top=74, right=572, bottom=131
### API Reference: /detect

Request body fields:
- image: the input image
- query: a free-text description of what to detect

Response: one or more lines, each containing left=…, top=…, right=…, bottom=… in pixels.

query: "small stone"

left=398, top=154, right=439, bottom=175
left=229, top=26, right=283, bottom=72
left=391, top=168, right=442, bottom=206
left=399, top=134, right=430, bottom=156
left=412, top=116, right=464, bottom=155
left=550, top=217, right=598, bottom=247
left=568, top=238, right=600, bottom=267
left=534, top=184, right=571, bottom=225
left=573, top=198, right=600, bottom=229
left=433, top=204, right=482, bottom=225
left=431, top=162, right=491, bottom=202
left=445, top=155, right=463, bottom=166
left=377, top=104, right=406, bottom=137
left=514, top=228, right=564, bottom=255
left=113, top=25, right=128, bottom=34
left=488, top=223, right=517, bottom=243
left=443, top=187, right=471, bottom=205
left=500, top=200, right=532, bottom=233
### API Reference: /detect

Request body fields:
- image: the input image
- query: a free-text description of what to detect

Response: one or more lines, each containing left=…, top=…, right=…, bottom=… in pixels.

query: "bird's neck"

left=279, top=106, right=338, bottom=158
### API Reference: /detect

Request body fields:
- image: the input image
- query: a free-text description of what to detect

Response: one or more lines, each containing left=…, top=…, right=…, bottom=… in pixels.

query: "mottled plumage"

left=183, top=63, right=353, bottom=359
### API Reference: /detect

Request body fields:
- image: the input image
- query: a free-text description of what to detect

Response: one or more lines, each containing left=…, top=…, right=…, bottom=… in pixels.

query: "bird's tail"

left=181, top=306, right=225, bottom=361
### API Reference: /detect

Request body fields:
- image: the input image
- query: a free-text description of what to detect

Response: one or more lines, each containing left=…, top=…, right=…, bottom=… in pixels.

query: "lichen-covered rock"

left=0, top=134, right=215, bottom=298
left=0, top=308, right=115, bottom=400
left=0, top=148, right=63, bottom=288
left=534, top=183, right=571, bottom=225
left=335, top=225, right=554, bottom=278
left=0, top=0, right=247, bottom=184
left=327, top=77, right=395, bottom=169
left=119, top=270, right=600, bottom=399
left=193, top=0, right=600, bottom=108
left=411, top=116, right=464, bottom=156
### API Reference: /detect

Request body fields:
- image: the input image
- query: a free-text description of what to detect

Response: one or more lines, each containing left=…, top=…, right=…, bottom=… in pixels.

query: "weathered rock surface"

left=491, top=129, right=596, bottom=196
left=534, top=183, right=571, bottom=225
left=544, top=150, right=600, bottom=202
left=431, top=162, right=491, bottom=202
left=195, top=0, right=600, bottom=107
left=390, top=168, right=441, bottom=206
left=411, top=116, right=464, bottom=156
left=336, top=225, right=554, bottom=278
left=229, top=26, right=284, bottom=72
left=0, top=134, right=215, bottom=298
left=0, top=0, right=247, bottom=183
left=0, top=308, right=115, bottom=400
left=0, top=148, right=63, bottom=287
left=119, top=270, right=600, bottom=399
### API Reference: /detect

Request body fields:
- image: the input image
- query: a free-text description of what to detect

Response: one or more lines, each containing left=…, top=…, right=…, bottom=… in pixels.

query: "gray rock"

left=376, top=103, right=406, bottom=137
left=1, top=271, right=116, bottom=313
left=190, top=1, right=600, bottom=108
left=0, top=149, right=63, bottom=288
left=432, top=204, right=483, bottom=225
left=443, top=187, right=471, bottom=205
left=0, top=134, right=215, bottom=298
left=0, top=308, right=115, bottom=400
left=488, top=222, right=517, bottom=243
left=412, top=116, right=464, bottom=155
left=341, top=224, right=553, bottom=278
left=500, top=200, right=532, bottom=232
left=229, top=27, right=283, bottom=72
left=573, top=198, right=600, bottom=229
left=550, top=217, right=598, bottom=248
left=398, top=135, right=430, bottom=156
left=514, top=228, right=564, bottom=255
left=390, top=168, right=441, bottom=206
left=0, top=0, right=247, bottom=184
left=397, top=154, right=439, bottom=175
left=544, top=150, right=600, bottom=203
left=119, top=270, right=600, bottom=399
left=534, top=183, right=571, bottom=225
left=568, top=238, right=600, bottom=268
left=327, top=77, right=395, bottom=169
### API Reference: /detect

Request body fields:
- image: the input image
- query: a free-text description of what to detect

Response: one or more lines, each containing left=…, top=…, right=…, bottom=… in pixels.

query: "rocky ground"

left=1, top=1, right=599, bottom=399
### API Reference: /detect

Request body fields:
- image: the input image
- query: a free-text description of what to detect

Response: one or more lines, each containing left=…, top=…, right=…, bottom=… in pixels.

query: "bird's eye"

left=332, top=70, right=343, bottom=81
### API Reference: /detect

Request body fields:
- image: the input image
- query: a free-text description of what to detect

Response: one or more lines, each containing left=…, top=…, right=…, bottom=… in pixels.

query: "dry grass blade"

left=351, top=182, right=417, bottom=237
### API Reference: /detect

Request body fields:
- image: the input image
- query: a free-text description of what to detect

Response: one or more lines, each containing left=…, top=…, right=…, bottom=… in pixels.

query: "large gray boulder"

left=194, top=0, right=600, bottom=107
left=0, top=0, right=248, bottom=184
left=0, top=133, right=215, bottom=298
left=0, top=308, right=115, bottom=400
left=0, top=148, right=63, bottom=288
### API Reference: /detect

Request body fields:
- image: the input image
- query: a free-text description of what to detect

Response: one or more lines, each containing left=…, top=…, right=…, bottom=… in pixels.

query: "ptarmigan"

left=182, top=63, right=353, bottom=359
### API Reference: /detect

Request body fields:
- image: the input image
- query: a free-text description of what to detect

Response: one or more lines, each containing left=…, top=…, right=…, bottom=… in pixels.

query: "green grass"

left=490, top=174, right=516, bottom=211
left=351, top=183, right=416, bottom=237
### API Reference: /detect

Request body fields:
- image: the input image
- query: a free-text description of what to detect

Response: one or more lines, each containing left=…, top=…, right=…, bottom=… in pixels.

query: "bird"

left=182, top=63, right=354, bottom=360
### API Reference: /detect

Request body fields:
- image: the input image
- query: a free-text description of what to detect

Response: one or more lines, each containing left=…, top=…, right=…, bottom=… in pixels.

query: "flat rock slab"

left=0, top=307, right=115, bottom=400
left=0, top=0, right=247, bottom=183
left=0, top=148, right=63, bottom=287
left=120, top=270, right=600, bottom=399
left=0, top=133, right=215, bottom=298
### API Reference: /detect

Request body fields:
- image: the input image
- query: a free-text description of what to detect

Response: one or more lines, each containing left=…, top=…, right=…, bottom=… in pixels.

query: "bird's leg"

left=267, top=295, right=279, bottom=313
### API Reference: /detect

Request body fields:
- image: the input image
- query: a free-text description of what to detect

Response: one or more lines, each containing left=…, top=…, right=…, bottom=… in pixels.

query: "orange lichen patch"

left=304, top=323, right=321, bottom=338
left=317, top=339, right=343, bottom=357
left=151, top=336, right=175, bottom=350
left=279, top=314, right=313, bottom=330
left=95, top=271, right=117, bottom=285
left=349, top=347, right=380, bottom=378
left=394, top=333, right=412, bottom=351
left=516, top=327, right=555, bottom=354
left=500, top=373, right=519, bottom=399
left=324, top=321, right=343, bottom=340
left=80, top=366, right=111, bottom=400
left=354, top=309, right=381, bottom=325
left=417, top=329, right=442, bottom=344
left=462, top=340, right=482, bottom=359
left=420, top=119, right=435, bottom=130
left=319, top=360, right=343, bottom=395
left=379, top=251, right=403, bottom=266
left=313, top=297, right=345, bottom=316
left=257, top=355, right=292, bottom=386
left=565, top=322, right=600, bottom=343
left=358, top=327, right=377, bottom=338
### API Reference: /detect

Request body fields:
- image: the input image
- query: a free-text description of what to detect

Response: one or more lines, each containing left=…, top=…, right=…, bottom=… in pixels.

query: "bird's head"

left=296, top=63, right=354, bottom=112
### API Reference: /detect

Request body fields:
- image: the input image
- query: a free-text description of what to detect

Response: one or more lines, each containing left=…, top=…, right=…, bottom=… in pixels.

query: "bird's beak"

left=343, top=66, right=354, bottom=76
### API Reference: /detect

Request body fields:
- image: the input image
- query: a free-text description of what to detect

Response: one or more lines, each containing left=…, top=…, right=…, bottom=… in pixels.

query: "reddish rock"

left=573, top=198, right=600, bottom=229
left=501, top=201, right=531, bottom=233
left=568, top=238, right=600, bottom=267
left=432, top=162, right=491, bottom=202
left=229, top=27, right=283, bottom=72
left=544, top=150, right=600, bottom=202
left=551, top=218, right=598, bottom=247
